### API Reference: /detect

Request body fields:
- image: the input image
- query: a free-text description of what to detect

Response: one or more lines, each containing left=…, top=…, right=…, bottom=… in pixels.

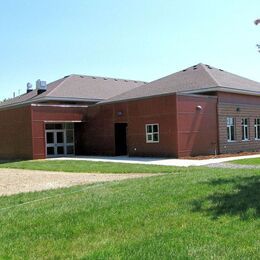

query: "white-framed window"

left=227, top=117, right=235, bottom=142
left=146, top=124, right=159, bottom=143
left=241, top=118, right=249, bottom=141
left=254, top=118, right=260, bottom=140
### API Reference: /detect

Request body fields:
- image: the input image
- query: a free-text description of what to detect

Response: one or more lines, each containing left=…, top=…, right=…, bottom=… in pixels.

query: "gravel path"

left=206, top=162, right=260, bottom=169
left=0, top=169, right=154, bottom=196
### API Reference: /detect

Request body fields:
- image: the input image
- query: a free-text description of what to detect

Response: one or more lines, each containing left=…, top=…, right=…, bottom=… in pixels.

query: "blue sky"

left=0, top=0, right=259, bottom=99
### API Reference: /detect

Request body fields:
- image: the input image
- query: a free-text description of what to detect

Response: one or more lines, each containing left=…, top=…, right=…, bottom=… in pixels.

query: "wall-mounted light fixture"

left=117, top=111, right=123, bottom=116
left=196, top=105, right=202, bottom=111
left=236, top=107, right=240, bottom=112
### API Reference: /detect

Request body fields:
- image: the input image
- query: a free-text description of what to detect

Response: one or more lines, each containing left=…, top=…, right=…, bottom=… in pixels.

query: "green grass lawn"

left=232, top=157, right=260, bottom=165
left=0, top=159, right=183, bottom=173
left=0, top=167, right=259, bottom=259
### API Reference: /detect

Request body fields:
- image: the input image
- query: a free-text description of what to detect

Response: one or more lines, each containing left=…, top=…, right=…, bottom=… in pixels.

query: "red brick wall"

left=81, top=104, right=115, bottom=155
left=217, top=92, right=260, bottom=154
left=31, top=105, right=86, bottom=159
left=177, top=95, right=218, bottom=157
left=83, top=94, right=218, bottom=158
left=83, top=95, right=179, bottom=157
left=0, top=106, right=33, bottom=160
left=128, top=95, right=178, bottom=157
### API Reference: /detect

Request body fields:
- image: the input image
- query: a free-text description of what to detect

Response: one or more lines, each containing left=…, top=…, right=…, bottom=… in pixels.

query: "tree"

left=254, top=19, right=260, bottom=25
left=255, top=19, right=260, bottom=52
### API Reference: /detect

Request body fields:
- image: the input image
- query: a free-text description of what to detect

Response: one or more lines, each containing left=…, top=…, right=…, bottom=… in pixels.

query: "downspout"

left=215, top=93, right=220, bottom=155
left=175, top=94, right=180, bottom=158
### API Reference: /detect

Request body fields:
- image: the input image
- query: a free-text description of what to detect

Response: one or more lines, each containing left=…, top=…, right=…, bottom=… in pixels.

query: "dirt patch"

left=0, top=169, right=153, bottom=196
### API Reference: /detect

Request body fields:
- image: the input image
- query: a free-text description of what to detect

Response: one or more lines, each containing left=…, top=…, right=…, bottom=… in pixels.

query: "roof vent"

left=92, top=77, right=96, bottom=79
left=36, top=79, right=47, bottom=95
left=219, top=69, right=224, bottom=71
left=26, top=82, right=33, bottom=93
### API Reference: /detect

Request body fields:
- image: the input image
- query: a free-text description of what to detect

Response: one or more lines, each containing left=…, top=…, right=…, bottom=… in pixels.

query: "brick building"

left=0, top=63, right=259, bottom=159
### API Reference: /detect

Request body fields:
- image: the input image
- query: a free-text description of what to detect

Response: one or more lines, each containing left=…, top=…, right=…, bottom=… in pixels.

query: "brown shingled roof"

left=0, top=74, right=146, bottom=109
left=101, top=63, right=260, bottom=104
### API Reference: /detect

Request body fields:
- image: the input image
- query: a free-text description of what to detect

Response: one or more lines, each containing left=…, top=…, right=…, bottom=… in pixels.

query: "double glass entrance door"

left=45, top=123, right=75, bottom=157
left=46, top=130, right=66, bottom=156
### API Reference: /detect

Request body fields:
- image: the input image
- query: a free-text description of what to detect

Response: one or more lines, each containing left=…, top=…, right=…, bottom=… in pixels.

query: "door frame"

left=45, top=123, right=75, bottom=158
left=114, top=123, right=128, bottom=156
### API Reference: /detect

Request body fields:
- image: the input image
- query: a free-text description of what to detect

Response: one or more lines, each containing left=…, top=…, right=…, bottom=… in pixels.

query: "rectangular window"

left=241, top=118, right=249, bottom=141
left=146, top=124, right=159, bottom=143
left=255, top=118, right=260, bottom=140
left=227, top=117, right=235, bottom=142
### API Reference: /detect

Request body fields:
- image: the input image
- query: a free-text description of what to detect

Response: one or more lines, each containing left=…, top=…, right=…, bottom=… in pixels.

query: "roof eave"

left=99, top=86, right=260, bottom=106
left=0, top=96, right=104, bottom=111
left=182, top=86, right=260, bottom=96
left=37, top=96, right=104, bottom=103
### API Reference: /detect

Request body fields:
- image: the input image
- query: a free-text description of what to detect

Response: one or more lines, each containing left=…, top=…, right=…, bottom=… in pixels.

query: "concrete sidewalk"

left=50, top=154, right=260, bottom=167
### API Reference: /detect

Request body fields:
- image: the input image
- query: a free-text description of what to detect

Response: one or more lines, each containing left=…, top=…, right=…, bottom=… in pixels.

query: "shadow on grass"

left=0, top=159, right=25, bottom=165
left=191, top=175, right=260, bottom=220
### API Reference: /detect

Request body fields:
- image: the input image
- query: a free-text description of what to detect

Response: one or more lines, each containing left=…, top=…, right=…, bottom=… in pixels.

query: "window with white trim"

left=227, top=117, right=235, bottom=142
left=146, top=124, right=159, bottom=143
left=254, top=118, right=260, bottom=140
left=241, top=118, right=249, bottom=141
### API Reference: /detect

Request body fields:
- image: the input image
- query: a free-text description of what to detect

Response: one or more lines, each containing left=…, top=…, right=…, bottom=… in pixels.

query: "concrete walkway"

left=50, top=154, right=260, bottom=167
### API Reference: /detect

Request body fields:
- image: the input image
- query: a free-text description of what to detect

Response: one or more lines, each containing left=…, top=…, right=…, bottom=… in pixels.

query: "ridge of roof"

left=197, top=63, right=220, bottom=86
left=42, top=75, right=73, bottom=98
left=68, top=74, right=147, bottom=84
left=196, top=63, right=260, bottom=89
